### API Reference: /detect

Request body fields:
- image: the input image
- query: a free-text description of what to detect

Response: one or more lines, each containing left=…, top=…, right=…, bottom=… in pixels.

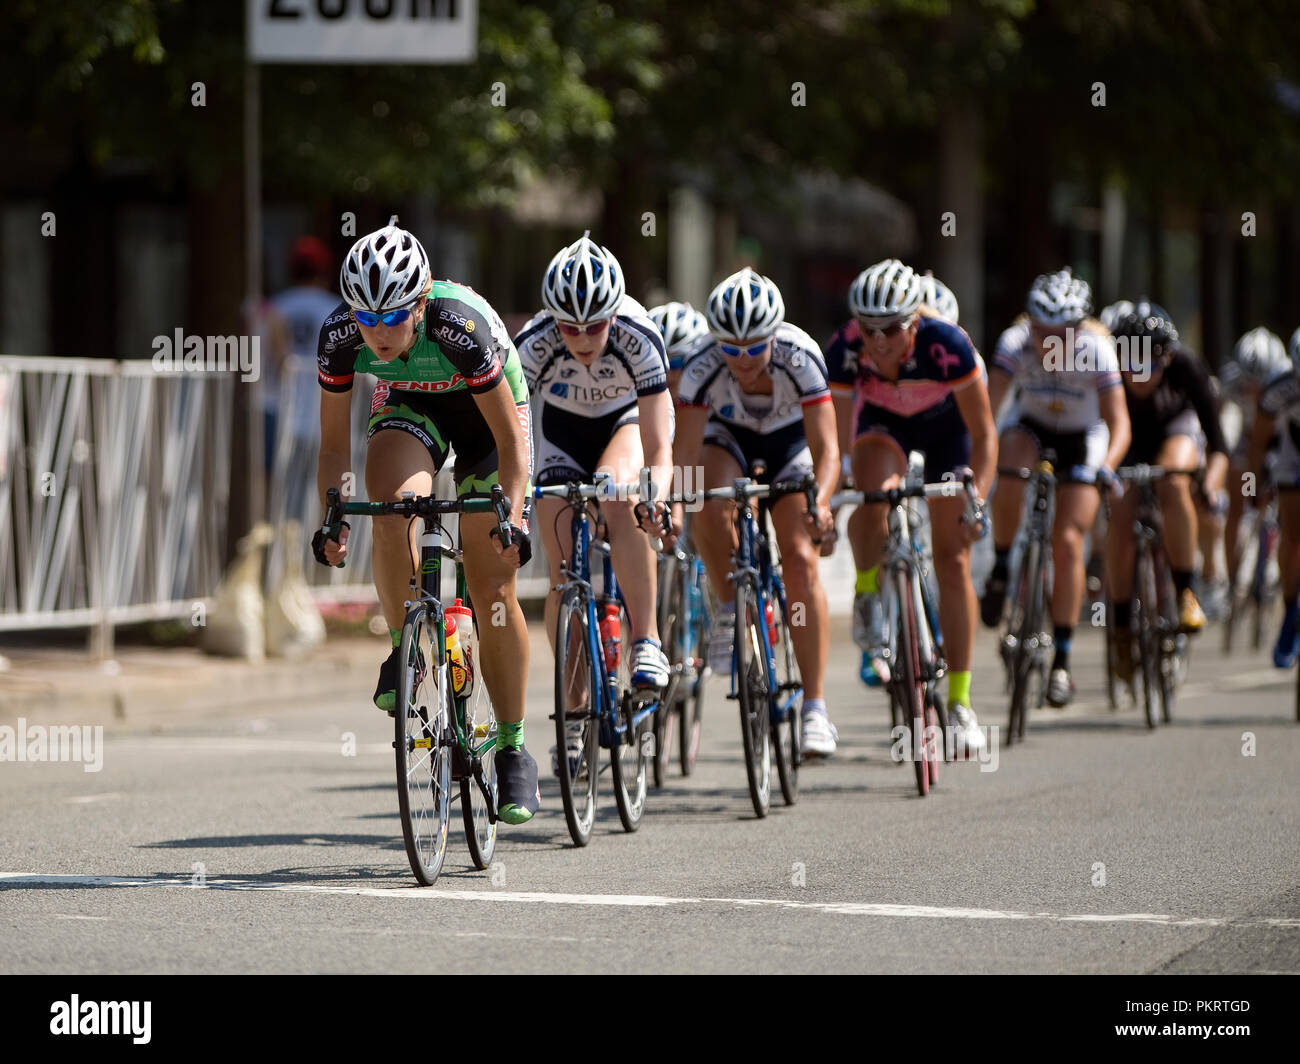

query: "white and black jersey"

left=513, top=295, right=669, bottom=486
left=513, top=295, right=668, bottom=417
left=676, top=322, right=831, bottom=431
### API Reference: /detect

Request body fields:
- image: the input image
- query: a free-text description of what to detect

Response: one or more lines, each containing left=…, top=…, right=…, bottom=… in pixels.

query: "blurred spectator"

left=267, top=236, right=337, bottom=518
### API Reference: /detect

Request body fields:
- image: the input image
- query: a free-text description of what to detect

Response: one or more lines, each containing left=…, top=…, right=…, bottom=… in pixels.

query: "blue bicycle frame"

left=726, top=482, right=800, bottom=726
left=552, top=482, right=661, bottom=750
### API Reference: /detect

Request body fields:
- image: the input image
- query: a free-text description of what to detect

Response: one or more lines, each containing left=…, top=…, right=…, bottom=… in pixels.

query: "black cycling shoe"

left=980, top=571, right=1008, bottom=629
left=374, top=646, right=400, bottom=714
left=496, top=745, right=540, bottom=825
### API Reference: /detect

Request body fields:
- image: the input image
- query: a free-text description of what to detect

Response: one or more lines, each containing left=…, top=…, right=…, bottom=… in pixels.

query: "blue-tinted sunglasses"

left=353, top=307, right=413, bottom=327
left=719, top=340, right=770, bottom=357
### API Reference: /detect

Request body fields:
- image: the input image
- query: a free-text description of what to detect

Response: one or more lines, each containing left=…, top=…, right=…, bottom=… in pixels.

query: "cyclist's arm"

left=472, top=379, right=530, bottom=528
left=637, top=388, right=674, bottom=504
left=1098, top=383, right=1131, bottom=472
left=986, top=365, right=1013, bottom=424
left=673, top=404, right=708, bottom=490
left=952, top=378, right=997, bottom=501
left=1246, top=407, right=1276, bottom=491
left=317, top=388, right=353, bottom=510
left=831, top=387, right=854, bottom=479
left=801, top=397, right=840, bottom=517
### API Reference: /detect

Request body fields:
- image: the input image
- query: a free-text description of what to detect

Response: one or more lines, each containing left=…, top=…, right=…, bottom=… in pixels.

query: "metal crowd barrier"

left=0, top=357, right=549, bottom=657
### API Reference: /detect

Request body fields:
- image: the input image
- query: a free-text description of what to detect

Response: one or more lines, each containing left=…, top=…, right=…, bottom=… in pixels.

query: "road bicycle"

left=993, top=456, right=1056, bottom=744
left=537, top=474, right=662, bottom=846
left=832, top=471, right=981, bottom=794
left=682, top=468, right=812, bottom=817
left=652, top=516, right=711, bottom=785
left=1223, top=496, right=1280, bottom=654
left=320, top=484, right=512, bottom=886
left=1112, top=465, right=1193, bottom=728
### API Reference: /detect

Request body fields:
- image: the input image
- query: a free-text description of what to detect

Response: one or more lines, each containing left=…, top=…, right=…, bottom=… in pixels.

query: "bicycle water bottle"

left=764, top=600, right=778, bottom=648
left=445, top=598, right=475, bottom=698
left=600, top=603, right=621, bottom=671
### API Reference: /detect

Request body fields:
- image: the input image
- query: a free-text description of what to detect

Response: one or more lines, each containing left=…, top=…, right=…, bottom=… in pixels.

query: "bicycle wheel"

left=395, top=608, right=453, bottom=886
left=1224, top=512, right=1257, bottom=653
left=458, top=608, right=498, bottom=871
left=653, top=566, right=684, bottom=789
left=1005, top=542, right=1040, bottom=746
left=1154, top=548, right=1178, bottom=724
left=651, top=700, right=673, bottom=790
left=734, top=577, right=772, bottom=817
left=1104, top=591, right=1121, bottom=710
left=554, top=587, right=600, bottom=847
left=925, top=685, right=945, bottom=785
left=770, top=585, right=801, bottom=807
left=678, top=565, right=707, bottom=776
left=1135, top=548, right=1160, bottom=729
left=892, top=567, right=931, bottom=796
left=610, top=601, right=650, bottom=832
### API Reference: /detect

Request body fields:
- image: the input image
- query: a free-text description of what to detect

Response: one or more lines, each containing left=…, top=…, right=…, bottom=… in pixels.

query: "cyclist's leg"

left=598, top=419, right=658, bottom=642
left=533, top=401, right=613, bottom=651
left=1051, top=484, right=1100, bottom=631
left=989, top=426, right=1037, bottom=552
left=770, top=491, right=827, bottom=702
left=847, top=433, right=906, bottom=578
left=983, top=425, right=1038, bottom=626
left=1225, top=459, right=1249, bottom=587
left=1154, top=430, right=1205, bottom=628
left=696, top=432, right=744, bottom=673
left=928, top=495, right=974, bottom=674
left=695, top=437, right=744, bottom=608
left=365, top=428, right=441, bottom=634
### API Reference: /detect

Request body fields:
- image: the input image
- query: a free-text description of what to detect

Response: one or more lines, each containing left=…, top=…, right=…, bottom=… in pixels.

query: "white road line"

left=3, top=873, right=1298, bottom=929
left=63, top=793, right=124, bottom=804
left=106, top=738, right=389, bottom=756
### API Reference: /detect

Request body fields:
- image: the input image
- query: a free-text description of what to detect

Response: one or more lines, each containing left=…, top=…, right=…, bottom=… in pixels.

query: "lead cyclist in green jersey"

left=312, top=220, right=539, bottom=824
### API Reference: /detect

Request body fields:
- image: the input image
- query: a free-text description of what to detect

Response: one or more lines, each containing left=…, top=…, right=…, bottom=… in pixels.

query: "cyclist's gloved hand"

left=312, top=521, right=349, bottom=568
left=490, top=523, right=532, bottom=568
left=1096, top=467, right=1122, bottom=498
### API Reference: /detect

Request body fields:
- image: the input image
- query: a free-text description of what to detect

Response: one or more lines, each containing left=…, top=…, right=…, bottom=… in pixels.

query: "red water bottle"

left=600, top=603, right=621, bottom=671
left=765, top=600, right=778, bottom=647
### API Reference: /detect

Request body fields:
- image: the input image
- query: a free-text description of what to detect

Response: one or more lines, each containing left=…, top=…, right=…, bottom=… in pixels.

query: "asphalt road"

left=2, top=619, right=1297, bottom=974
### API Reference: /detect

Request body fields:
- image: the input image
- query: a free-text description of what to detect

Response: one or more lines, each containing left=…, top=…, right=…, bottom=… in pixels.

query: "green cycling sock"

left=389, top=627, right=401, bottom=649
left=948, top=670, right=972, bottom=708
left=497, top=719, right=524, bottom=751
left=855, top=566, right=879, bottom=595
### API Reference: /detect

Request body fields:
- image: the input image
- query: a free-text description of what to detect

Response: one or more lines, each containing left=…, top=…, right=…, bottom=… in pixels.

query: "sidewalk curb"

left=0, top=639, right=386, bottom=729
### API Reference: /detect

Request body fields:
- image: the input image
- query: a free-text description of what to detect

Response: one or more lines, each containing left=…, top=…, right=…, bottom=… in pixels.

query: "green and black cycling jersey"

left=317, top=280, right=532, bottom=494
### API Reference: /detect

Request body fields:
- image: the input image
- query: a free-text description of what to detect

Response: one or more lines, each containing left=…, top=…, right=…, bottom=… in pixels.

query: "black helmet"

left=1112, top=298, right=1179, bottom=355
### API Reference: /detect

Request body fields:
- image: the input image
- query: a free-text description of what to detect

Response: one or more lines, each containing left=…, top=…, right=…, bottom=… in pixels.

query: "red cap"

left=290, top=235, right=332, bottom=278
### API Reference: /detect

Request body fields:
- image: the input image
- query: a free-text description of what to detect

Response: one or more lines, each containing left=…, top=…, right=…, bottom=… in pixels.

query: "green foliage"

left=6, top=0, right=1297, bottom=214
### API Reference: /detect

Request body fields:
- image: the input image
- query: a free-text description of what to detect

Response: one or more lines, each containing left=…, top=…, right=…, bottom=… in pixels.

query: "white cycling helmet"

left=541, top=231, right=625, bottom=323
left=1026, top=267, right=1092, bottom=326
left=1100, top=299, right=1134, bottom=333
left=849, top=259, right=923, bottom=321
left=918, top=272, right=960, bottom=323
left=649, top=301, right=709, bottom=361
left=339, top=218, right=431, bottom=312
left=1233, top=327, right=1289, bottom=385
left=1288, top=327, right=1300, bottom=374
left=706, top=268, right=786, bottom=341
